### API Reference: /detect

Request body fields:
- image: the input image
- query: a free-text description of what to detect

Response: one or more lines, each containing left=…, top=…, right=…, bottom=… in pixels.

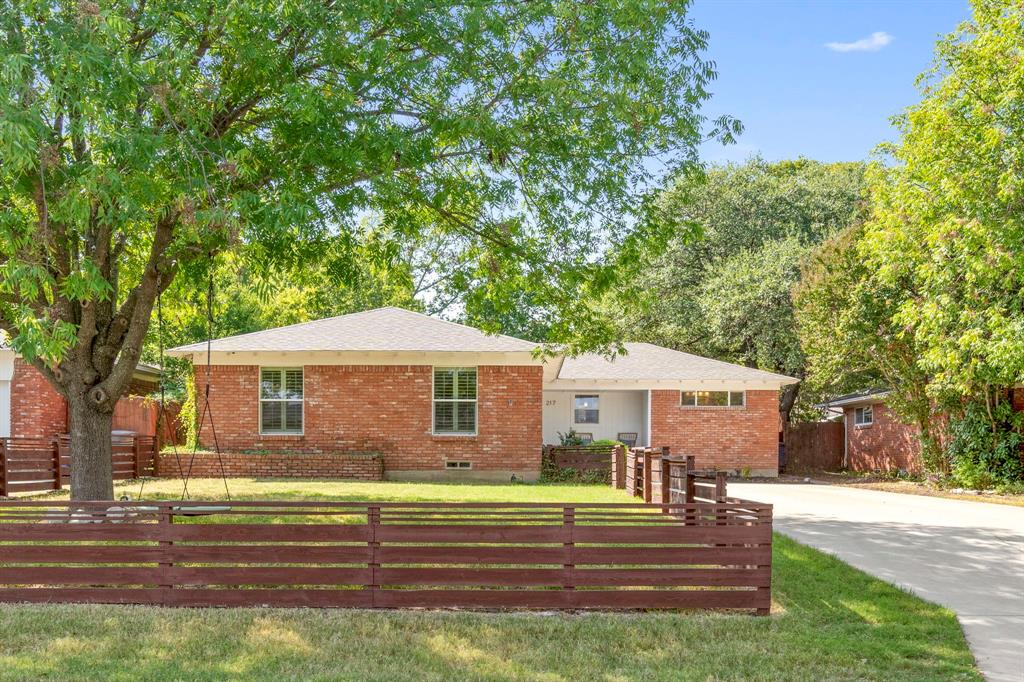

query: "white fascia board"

left=170, top=349, right=546, bottom=367
left=543, top=377, right=793, bottom=391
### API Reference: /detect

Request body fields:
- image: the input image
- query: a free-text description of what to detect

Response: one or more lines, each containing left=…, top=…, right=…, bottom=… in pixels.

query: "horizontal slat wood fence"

left=625, top=448, right=730, bottom=505
left=0, top=499, right=772, bottom=613
left=0, top=436, right=157, bottom=496
left=542, top=444, right=621, bottom=474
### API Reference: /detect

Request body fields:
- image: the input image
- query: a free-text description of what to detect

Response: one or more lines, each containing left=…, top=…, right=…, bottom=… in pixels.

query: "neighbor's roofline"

left=817, top=389, right=892, bottom=409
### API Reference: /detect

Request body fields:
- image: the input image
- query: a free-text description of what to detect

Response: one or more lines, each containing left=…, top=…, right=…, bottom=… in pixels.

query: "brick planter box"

left=156, top=451, right=384, bottom=480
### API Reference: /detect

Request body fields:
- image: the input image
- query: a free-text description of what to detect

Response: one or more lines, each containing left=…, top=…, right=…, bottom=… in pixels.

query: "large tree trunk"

left=67, top=395, right=115, bottom=500
left=779, top=382, right=800, bottom=425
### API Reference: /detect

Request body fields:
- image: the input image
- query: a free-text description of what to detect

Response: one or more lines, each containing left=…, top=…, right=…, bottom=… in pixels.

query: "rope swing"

left=139, top=271, right=231, bottom=502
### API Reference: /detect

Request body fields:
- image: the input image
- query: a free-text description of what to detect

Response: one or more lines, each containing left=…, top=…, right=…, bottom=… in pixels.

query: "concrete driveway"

left=730, top=482, right=1024, bottom=682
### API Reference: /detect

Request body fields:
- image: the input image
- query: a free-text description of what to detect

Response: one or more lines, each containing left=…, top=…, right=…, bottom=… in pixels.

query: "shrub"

left=946, top=399, right=1024, bottom=489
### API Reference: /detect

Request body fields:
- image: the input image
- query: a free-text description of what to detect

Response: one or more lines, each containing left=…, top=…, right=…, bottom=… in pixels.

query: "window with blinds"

left=260, top=368, right=304, bottom=434
left=433, top=367, right=477, bottom=434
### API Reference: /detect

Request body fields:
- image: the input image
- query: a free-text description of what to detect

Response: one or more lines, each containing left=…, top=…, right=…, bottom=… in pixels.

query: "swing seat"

left=171, top=505, right=232, bottom=516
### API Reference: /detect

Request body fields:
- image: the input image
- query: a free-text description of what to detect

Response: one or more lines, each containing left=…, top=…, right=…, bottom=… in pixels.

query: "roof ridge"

left=167, top=306, right=539, bottom=353
left=619, top=342, right=794, bottom=380
left=395, top=307, right=537, bottom=346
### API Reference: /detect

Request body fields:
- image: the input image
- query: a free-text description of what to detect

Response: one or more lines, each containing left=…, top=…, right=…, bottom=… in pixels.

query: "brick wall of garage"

left=194, top=364, right=543, bottom=479
left=649, top=389, right=779, bottom=475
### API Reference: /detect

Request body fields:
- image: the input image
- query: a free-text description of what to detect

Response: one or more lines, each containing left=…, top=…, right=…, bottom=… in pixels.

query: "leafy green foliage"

left=946, top=399, right=1024, bottom=489
left=1, top=0, right=730, bottom=495
left=618, top=157, right=866, bottom=420
left=0, top=0, right=731, bottom=375
left=798, top=0, right=1024, bottom=474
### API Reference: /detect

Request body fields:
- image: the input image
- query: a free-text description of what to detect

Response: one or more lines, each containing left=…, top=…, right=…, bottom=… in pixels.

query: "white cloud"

left=825, top=31, right=893, bottom=53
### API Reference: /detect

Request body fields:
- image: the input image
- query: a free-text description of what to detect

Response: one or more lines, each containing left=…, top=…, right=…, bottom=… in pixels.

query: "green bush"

left=946, top=399, right=1024, bottom=489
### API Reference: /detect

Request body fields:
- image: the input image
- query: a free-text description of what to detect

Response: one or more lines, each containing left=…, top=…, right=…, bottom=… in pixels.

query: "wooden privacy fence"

left=624, top=447, right=729, bottom=504
left=113, top=396, right=184, bottom=446
left=0, top=499, right=773, bottom=614
left=542, top=444, right=623, bottom=477
left=0, top=435, right=157, bottom=496
left=784, top=422, right=844, bottom=472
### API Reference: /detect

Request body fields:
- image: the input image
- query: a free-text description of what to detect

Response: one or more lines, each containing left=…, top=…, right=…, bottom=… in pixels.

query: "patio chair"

left=617, top=432, right=638, bottom=447
left=577, top=432, right=593, bottom=444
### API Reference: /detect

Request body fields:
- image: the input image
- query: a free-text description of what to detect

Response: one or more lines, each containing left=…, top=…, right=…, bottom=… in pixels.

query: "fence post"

left=51, top=439, right=61, bottom=490
left=612, top=445, right=625, bottom=489
left=159, top=505, right=174, bottom=606
left=659, top=447, right=672, bottom=507
left=367, top=505, right=380, bottom=608
left=133, top=436, right=142, bottom=479
left=0, top=438, right=6, bottom=497
left=642, top=451, right=652, bottom=502
left=563, top=506, right=575, bottom=598
left=715, top=470, right=728, bottom=503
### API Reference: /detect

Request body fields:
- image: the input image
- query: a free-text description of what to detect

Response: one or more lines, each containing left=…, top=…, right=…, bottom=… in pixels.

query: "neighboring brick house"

left=0, top=348, right=161, bottom=440
left=168, top=308, right=797, bottom=481
left=823, top=390, right=922, bottom=473
left=825, top=388, right=1024, bottom=475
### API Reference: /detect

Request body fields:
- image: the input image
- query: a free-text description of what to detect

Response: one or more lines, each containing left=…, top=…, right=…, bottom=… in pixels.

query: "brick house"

left=825, top=388, right=1024, bottom=475
left=167, top=307, right=796, bottom=481
left=824, top=390, right=922, bottom=473
left=0, top=347, right=161, bottom=439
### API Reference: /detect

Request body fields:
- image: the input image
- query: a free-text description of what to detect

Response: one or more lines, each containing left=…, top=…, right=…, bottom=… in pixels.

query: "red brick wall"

left=10, top=359, right=67, bottom=439
left=649, top=389, right=779, bottom=475
left=194, top=364, right=543, bottom=479
left=845, top=402, right=921, bottom=473
left=8, top=361, right=158, bottom=440
left=157, top=451, right=383, bottom=480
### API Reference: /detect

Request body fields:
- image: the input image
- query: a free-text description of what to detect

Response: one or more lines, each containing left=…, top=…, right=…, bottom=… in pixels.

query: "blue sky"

left=691, top=0, right=972, bottom=164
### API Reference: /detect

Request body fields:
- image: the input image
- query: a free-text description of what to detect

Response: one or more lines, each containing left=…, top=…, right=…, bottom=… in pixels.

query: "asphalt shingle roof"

left=557, top=343, right=797, bottom=384
left=167, top=307, right=539, bottom=354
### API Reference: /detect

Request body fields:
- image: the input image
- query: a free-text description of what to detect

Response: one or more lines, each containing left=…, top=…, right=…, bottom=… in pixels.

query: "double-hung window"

left=854, top=405, right=873, bottom=426
left=260, top=368, right=303, bottom=434
left=433, top=367, right=477, bottom=435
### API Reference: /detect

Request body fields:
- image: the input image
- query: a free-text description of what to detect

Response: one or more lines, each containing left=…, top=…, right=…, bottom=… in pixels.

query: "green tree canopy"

left=797, top=0, right=1024, bottom=477
left=0, top=0, right=733, bottom=497
left=617, top=157, right=866, bottom=421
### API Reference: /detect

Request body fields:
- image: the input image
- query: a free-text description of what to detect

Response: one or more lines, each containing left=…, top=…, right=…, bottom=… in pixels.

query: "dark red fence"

left=0, top=500, right=772, bottom=613
left=784, top=422, right=845, bottom=472
left=0, top=436, right=157, bottom=496
left=113, top=396, right=184, bottom=446
left=624, top=448, right=730, bottom=504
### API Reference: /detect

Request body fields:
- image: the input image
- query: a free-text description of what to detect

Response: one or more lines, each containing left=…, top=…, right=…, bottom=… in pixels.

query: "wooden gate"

left=784, top=422, right=844, bottom=472
left=0, top=499, right=773, bottom=614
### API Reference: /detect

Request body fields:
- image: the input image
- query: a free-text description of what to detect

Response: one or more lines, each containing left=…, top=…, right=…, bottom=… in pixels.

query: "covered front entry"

left=542, top=390, right=649, bottom=445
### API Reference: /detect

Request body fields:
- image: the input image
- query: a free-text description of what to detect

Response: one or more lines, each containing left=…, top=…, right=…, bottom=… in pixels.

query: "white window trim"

left=680, top=390, right=746, bottom=408
left=432, top=366, right=478, bottom=436
left=573, top=394, right=600, bottom=425
left=259, top=367, right=305, bottom=436
left=854, top=405, right=874, bottom=426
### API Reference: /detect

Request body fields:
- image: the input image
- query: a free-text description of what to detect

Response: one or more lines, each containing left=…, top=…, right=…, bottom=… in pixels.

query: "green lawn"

left=0, top=479, right=979, bottom=681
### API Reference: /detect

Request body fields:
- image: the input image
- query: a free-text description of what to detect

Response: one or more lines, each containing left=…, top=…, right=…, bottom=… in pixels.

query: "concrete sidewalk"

left=730, top=482, right=1024, bottom=682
